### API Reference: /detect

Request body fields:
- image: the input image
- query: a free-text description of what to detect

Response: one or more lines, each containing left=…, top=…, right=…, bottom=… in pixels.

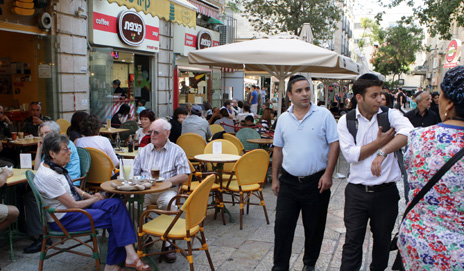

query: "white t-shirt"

left=34, top=163, right=71, bottom=222
left=135, top=128, right=147, bottom=144
left=76, top=136, right=120, bottom=167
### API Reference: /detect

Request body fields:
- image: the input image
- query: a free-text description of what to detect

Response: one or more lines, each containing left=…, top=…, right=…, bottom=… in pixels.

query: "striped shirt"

left=132, top=141, right=190, bottom=179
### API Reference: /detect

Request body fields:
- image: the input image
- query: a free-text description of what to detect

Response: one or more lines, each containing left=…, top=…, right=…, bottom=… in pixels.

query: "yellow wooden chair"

left=177, top=133, right=207, bottom=167
left=223, top=133, right=245, bottom=155
left=84, top=147, right=116, bottom=192
left=56, top=119, right=71, bottom=135
left=224, top=149, right=270, bottom=230
left=137, top=174, right=216, bottom=271
left=209, top=124, right=224, bottom=136
left=180, top=161, right=226, bottom=224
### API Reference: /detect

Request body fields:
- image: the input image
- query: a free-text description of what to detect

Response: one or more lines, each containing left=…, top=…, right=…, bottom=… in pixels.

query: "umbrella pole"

left=277, top=75, right=286, bottom=117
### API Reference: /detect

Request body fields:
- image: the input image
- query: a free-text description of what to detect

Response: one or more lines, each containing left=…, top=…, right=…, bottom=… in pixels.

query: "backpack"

left=346, top=105, right=403, bottom=168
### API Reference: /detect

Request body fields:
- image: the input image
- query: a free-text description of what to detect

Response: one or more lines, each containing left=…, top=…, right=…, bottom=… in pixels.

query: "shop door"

left=89, top=48, right=114, bottom=122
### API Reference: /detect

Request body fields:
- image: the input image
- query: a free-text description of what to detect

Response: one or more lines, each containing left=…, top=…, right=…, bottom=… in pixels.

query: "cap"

left=191, top=105, right=202, bottom=114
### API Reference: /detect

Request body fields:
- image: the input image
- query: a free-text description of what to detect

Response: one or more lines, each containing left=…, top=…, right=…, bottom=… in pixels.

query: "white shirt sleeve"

left=389, top=109, right=414, bottom=136
left=337, top=114, right=362, bottom=163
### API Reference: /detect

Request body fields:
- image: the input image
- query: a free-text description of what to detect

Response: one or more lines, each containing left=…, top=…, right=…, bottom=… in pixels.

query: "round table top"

left=100, top=180, right=171, bottom=195
left=194, top=153, right=241, bottom=163
left=99, top=127, right=130, bottom=134
left=246, top=138, right=274, bottom=144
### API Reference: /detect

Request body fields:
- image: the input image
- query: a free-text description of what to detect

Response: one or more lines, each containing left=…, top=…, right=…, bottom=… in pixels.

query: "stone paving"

left=0, top=154, right=406, bottom=270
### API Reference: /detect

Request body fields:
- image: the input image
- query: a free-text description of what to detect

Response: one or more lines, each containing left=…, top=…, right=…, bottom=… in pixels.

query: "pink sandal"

left=125, top=258, right=151, bottom=271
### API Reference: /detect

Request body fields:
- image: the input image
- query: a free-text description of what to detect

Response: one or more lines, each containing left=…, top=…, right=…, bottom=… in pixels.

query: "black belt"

left=282, top=168, right=325, bottom=183
left=353, top=182, right=396, bottom=193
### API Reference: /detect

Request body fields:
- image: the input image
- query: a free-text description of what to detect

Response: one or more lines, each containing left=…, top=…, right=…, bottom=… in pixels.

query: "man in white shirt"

left=181, top=105, right=212, bottom=140
left=337, top=73, right=413, bottom=271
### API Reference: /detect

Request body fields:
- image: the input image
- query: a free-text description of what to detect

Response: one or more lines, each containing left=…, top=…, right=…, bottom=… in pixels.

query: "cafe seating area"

left=1, top=113, right=275, bottom=271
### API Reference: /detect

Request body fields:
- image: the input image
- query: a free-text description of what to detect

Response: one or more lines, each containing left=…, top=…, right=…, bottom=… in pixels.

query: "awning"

left=107, top=0, right=197, bottom=28
left=187, top=0, right=219, bottom=19
left=208, top=17, right=224, bottom=25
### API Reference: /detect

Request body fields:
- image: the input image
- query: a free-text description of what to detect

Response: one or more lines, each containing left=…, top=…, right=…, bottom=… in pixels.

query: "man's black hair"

left=286, top=75, right=308, bottom=93
left=352, top=73, right=383, bottom=97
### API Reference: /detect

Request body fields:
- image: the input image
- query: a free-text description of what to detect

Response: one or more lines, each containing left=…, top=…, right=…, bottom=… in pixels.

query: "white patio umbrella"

left=188, top=34, right=361, bottom=115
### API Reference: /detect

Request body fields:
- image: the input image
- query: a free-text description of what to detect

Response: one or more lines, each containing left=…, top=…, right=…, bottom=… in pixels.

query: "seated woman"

left=135, top=109, right=155, bottom=148
left=76, top=115, right=119, bottom=168
left=67, top=111, right=89, bottom=143
left=35, top=121, right=81, bottom=186
left=169, top=106, right=188, bottom=143
left=111, top=104, right=131, bottom=128
left=214, top=108, right=235, bottom=133
left=34, top=133, right=149, bottom=271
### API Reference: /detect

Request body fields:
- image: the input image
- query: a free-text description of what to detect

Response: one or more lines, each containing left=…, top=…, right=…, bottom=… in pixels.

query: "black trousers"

left=272, top=170, right=330, bottom=271
left=341, top=183, right=399, bottom=271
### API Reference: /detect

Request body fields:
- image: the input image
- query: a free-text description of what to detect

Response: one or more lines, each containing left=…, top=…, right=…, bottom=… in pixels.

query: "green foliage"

left=234, top=0, right=343, bottom=45
left=370, top=22, right=423, bottom=87
left=380, top=0, right=464, bottom=40
left=357, top=18, right=386, bottom=50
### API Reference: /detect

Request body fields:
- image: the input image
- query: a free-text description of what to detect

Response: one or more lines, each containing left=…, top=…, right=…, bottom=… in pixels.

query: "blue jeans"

left=49, top=198, right=136, bottom=265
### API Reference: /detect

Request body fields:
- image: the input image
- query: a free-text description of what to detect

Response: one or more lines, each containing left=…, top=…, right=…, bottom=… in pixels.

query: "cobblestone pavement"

left=0, top=155, right=406, bottom=270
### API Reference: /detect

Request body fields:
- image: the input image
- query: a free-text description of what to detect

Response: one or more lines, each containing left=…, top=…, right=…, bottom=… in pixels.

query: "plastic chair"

left=177, top=133, right=207, bottom=166
left=84, top=147, right=115, bottom=191
left=236, top=128, right=261, bottom=151
left=74, top=147, right=91, bottom=190
left=209, top=124, right=224, bottom=136
left=224, top=149, right=270, bottom=230
left=223, top=133, right=244, bottom=155
left=137, top=174, right=216, bottom=271
left=180, top=161, right=226, bottom=224
left=56, top=119, right=71, bottom=135
left=119, top=120, right=139, bottom=142
left=25, top=170, right=100, bottom=271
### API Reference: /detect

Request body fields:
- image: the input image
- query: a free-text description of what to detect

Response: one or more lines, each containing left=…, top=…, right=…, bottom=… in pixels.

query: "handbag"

left=390, top=146, right=464, bottom=270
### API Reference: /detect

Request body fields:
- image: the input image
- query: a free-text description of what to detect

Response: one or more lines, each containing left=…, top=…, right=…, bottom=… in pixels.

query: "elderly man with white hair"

left=131, top=118, right=190, bottom=263
left=34, top=121, right=81, bottom=185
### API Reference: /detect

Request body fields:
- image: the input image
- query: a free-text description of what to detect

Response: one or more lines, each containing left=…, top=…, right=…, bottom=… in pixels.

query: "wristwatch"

left=376, top=149, right=387, bottom=157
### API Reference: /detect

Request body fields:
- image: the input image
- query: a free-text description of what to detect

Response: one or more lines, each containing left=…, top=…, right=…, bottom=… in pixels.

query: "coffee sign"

left=117, top=10, right=146, bottom=46
left=197, top=30, right=212, bottom=49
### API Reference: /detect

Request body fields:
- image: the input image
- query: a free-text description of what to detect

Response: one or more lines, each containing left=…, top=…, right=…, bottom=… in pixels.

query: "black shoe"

left=23, top=236, right=52, bottom=254
left=302, top=265, right=315, bottom=271
left=162, top=245, right=177, bottom=263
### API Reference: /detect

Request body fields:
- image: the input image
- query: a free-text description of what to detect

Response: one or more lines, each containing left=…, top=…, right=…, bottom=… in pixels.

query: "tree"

left=357, top=18, right=386, bottom=50
left=380, top=0, right=464, bottom=40
left=232, top=0, right=343, bottom=45
left=370, top=22, right=423, bottom=87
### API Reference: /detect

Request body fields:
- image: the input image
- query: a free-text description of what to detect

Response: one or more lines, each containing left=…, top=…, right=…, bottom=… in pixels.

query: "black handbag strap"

left=402, top=146, right=464, bottom=221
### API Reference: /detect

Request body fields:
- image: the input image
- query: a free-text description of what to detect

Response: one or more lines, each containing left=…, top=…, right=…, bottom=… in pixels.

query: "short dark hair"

left=173, top=106, right=188, bottom=120
left=113, top=79, right=121, bottom=86
left=117, top=104, right=131, bottom=116
left=223, top=100, right=231, bottom=107
left=431, top=91, right=439, bottom=99
left=219, top=108, right=229, bottom=117
left=237, top=101, right=244, bottom=108
left=287, top=75, right=308, bottom=93
left=139, top=109, right=155, bottom=122
left=43, top=133, right=69, bottom=162
left=69, top=111, right=89, bottom=135
left=245, top=115, right=254, bottom=123
left=381, top=92, right=393, bottom=108
left=138, top=99, right=146, bottom=106
left=243, top=103, right=251, bottom=112
left=352, top=73, right=383, bottom=97
left=80, top=115, right=101, bottom=136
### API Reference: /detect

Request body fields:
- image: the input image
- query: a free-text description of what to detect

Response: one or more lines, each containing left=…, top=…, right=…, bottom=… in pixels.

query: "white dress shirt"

left=337, top=107, right=413, bottom=185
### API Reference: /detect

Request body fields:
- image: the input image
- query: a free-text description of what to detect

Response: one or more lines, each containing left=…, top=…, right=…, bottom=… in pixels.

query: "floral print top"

left=399, top=123, right=464, bottom=270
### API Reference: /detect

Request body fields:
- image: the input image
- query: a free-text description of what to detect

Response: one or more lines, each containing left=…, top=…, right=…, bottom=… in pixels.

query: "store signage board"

left=173, top=25, right=219, bottom=56
left=89, top=0, right=159, bottom=53
left=444, top=39, right=461, bottom=69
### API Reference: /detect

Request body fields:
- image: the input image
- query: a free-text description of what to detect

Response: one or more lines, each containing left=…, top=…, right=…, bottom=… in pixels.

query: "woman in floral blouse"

left=399, top=66, right=464, bottom=270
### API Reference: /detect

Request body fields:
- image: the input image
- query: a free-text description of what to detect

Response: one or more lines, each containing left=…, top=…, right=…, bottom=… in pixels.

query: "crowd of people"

left=1, top=67, right=464, bottom=271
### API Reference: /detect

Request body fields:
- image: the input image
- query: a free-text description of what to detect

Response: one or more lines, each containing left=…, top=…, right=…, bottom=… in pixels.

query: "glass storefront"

left=0, top=30, right=57, bottom=129
left=89, top=48, right=153, bottom=122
